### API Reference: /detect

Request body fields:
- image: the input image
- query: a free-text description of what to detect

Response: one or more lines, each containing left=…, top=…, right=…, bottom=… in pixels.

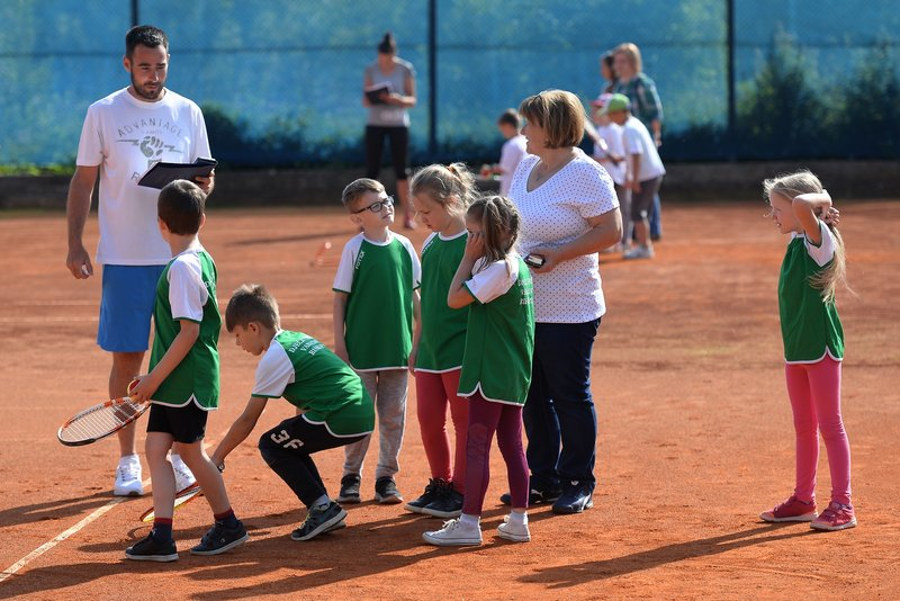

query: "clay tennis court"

left=1, top=199, right=897, bottom=600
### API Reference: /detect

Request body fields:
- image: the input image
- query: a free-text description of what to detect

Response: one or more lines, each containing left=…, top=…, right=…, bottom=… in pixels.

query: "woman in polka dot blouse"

left=504, top=89, right=622, bottom=515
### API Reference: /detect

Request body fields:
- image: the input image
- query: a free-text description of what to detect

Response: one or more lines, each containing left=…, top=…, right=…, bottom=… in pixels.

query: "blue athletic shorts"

left=97, top=264, right=166, bottom=352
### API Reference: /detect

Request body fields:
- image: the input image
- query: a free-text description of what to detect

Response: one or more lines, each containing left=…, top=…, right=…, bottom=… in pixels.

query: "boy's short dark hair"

left=497, top=108, right=521, bottom=129
left=125, top=25, right=169, bottom=59
left=158, top=179, right=205, bottom=235
left=341, top=178, right=385, bottom=211
left=225, top=284, right=280, bottom=332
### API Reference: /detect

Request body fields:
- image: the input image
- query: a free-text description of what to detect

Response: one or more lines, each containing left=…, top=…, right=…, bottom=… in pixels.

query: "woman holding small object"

left=505, top=90, right=622, bottom=515
left=363, top=32, right=417, bottom=229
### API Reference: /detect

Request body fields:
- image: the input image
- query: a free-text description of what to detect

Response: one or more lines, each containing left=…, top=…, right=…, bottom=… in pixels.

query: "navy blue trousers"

left=523, top=319, right=600, bottom=491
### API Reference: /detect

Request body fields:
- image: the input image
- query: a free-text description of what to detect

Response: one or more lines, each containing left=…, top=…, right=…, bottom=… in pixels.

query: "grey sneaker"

left=374, top=477, right=403, bottom=504
left=336, top=474, right=361, bottom=504
left=291, top=502, right=347, bottom=541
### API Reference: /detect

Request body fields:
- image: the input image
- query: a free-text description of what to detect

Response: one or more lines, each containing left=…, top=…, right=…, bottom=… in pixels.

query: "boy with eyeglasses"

left=332, top=178, right=421, bottom=505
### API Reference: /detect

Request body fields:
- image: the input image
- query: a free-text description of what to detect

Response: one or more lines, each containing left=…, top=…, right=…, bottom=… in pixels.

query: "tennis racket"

left=57, top=396, right=149, bottom=446
left=139, top=482, right=204, bottom=523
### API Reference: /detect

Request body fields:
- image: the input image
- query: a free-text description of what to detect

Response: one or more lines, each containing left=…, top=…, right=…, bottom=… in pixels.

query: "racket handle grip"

left=127, top=379, right=140, bottom=397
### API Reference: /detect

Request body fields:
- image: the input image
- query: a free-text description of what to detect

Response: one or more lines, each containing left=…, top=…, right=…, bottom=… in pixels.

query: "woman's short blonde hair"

left=518, top=89, right=585, bottom=149
left=614, top=42, right=643, bottom=74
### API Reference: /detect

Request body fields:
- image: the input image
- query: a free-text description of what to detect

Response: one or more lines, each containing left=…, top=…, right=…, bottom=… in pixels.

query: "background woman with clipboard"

left=362, top=32, right=417, bottom=229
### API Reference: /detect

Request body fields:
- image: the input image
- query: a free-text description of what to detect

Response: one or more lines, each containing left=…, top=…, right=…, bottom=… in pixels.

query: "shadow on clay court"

left=0, top=562, right=131, bottom=599
left=0, top=492, right=114, bottom=529
left=518, top=523, right=815, bottom=588
left=0, top=504, right=563, bottom=599
left=184, top=506, right=564, bottom=601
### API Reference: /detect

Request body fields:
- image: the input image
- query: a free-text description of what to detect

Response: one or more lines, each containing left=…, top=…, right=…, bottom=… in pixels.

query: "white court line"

left=0, top=494, right=129, bottom=583
left=0, top=436, right=229, bottom=581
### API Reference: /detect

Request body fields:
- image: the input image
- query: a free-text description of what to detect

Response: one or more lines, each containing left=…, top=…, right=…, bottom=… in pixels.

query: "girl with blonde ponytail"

left=759, top=169, right=856, bottom=532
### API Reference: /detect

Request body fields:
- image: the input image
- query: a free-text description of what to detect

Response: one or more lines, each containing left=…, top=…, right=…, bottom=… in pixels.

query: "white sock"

left=508, top=511, right=527, bottom=525
left=119, top=454, right=139, bottom=465
left=313, top=494, right=330, bottom=508
left=170, top=453, right=187, bottom=469
left=459, top=513, right=480, bottom=528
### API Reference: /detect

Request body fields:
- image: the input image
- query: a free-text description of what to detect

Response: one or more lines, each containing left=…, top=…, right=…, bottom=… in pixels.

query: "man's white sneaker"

left=422, top=518, right=482, bottom=547
left=114, top=455, right=144, bottom=497
left=497, top=515, right=531, bottom=542
left=171, top=455, right=196, bottom=493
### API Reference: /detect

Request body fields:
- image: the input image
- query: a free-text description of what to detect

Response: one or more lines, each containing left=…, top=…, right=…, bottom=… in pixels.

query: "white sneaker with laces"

left=114, top=455, right=144, bottom=497
left=623, top=246, right=654, bottom=260
left=171, top=454, right=196, bottom=493
left=422, top=518, right=482, bottom=547
left=497, top=515, right=531, bottom=542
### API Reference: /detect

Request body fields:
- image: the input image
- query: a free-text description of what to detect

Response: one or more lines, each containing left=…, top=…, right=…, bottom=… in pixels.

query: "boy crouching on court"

left=126, top=180, right=248, bottom=562
left=211, top=284, right=375, bottom=541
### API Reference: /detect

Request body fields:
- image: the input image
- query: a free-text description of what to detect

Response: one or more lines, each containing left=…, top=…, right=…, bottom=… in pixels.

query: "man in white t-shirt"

left=602, top=94, right=665, bottom=260
left=493, top=109, right=528, bottom=197
left=65, top=25, right=214, bottom=497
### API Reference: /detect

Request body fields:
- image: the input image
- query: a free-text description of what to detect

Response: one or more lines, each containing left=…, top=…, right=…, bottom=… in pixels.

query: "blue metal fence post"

left=428, top=0, right=437, bottom=157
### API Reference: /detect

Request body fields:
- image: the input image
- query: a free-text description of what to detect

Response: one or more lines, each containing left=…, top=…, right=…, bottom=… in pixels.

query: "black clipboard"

left=137, top=158, right=218, bottom=189
left=365, top=82, right=392, bottom=105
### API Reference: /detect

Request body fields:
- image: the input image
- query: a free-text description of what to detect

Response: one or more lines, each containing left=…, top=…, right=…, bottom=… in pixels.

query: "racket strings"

left=59, top=400, right=144, bottom=443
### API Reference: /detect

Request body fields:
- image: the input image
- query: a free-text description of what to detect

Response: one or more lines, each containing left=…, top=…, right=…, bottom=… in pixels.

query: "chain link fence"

left=1, top=0, right=898, bottom=168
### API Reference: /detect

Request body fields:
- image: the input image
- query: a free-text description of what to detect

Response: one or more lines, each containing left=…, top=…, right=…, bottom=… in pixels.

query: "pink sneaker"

left=810, top=501, right=857, bottom=531
left=759, top=495, right=817, bottom=522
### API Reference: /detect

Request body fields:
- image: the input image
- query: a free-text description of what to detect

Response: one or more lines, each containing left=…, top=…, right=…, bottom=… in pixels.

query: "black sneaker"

left=405, top=478, right=444, bottom=514
left=500, top=487, right=562, bottom=506
left=336, top=474, right=361, bottom=504
left=374, top=477, right=403, bottom=504
left=422, top=481, right=464, bottom=519
left=291, top=501, right=348, bottom=541
left=551, top=481, right=594, bottom=514
left=125, top=534, right=178, bottom=562
left=190, top=520, right=249, bottom=555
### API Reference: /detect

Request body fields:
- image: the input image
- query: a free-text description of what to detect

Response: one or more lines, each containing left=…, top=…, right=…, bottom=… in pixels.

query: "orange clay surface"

left=0, top=200, right=898, bottom=600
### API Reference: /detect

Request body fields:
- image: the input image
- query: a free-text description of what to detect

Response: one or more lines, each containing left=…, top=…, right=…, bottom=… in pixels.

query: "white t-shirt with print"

left=76, top=88, right=212, bottom=266
left=509, top=150, right=619, bottom=323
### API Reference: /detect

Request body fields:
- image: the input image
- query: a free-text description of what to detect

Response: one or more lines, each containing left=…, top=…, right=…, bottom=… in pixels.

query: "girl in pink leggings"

left=759, top=170, right=856, bottom=532
left=406, top=163, right=478, bottom=518
left=423, top=196, right=535, bottom=546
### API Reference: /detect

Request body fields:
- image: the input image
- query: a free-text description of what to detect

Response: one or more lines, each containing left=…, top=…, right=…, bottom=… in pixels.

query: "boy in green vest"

left=126, top=179, right=247, bottom=562
left=332, top=178, right=421, bottom=504
left=212, top=284, right=375, bottom=541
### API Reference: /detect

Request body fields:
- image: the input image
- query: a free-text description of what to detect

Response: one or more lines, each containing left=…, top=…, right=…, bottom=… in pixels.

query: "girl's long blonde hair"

left=762, top=170, right=848, bottom=302
left=467, top=196, right=521, bottom=274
